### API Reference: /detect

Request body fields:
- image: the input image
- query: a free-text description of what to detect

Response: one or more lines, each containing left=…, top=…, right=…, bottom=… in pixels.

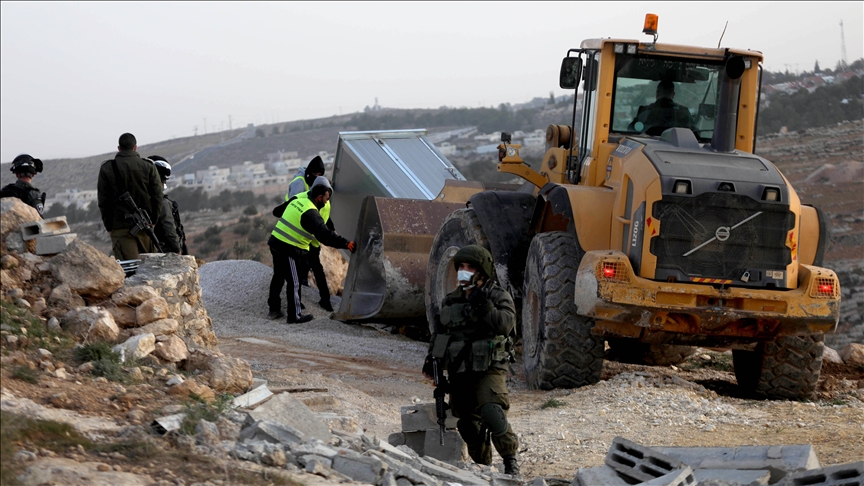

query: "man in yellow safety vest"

left=285, top=155, right=334, bottom=311
left=268, top=176, right=355, bottom=323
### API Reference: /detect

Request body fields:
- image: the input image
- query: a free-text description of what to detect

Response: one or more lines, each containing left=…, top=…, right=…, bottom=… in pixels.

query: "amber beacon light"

left=643, top=14, right=658, bottom=35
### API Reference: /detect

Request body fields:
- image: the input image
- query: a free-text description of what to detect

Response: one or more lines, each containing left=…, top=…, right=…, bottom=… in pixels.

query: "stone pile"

left=575, top=436, right=864, bottom=486
left=0, top=198, right=250, bottom=394
left=388, top=403, right=468, bottom=465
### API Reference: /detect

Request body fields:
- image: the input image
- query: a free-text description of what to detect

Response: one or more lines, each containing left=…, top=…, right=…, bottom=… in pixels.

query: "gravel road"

left=200, top=260, right=864, bottom=479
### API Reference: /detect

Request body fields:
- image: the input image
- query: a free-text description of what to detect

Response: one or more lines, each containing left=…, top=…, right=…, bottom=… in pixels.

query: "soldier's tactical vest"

left=298, top=190, right=330, bottom=248
left=433, top=300, right=510, bottom=374
left=271, top=196, right=317, bottom=250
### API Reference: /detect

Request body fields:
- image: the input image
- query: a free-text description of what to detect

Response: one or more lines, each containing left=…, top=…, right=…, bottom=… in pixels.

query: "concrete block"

left=35, top=233, right=77, bottom=255
left=530, top=477, right=548, bottom=486
left=21, top=216, right=70, bottom=241
left=331, top=449, right=385, bottom=484
left=378, top=438, right=419, bottom=463
left=573, top=465, right=632, bottom=486
left=605, top=437, right=688, bottom=483
left=693, top=469, right=771, bottom=485
left=419, top=457, right=487, bottom=485
left=389, top=432, right=407, bottom=447
left=400, top=430, right=426, bottom=457
left=779, top=461, right=864, bottom=486
left=422, top=428, right=465, bottom=465
left=640, top=466, right=695, bottom=486
left=288, top=441, right=338, bottom=459
left=655, top=445, right=821, bottom=483
left=299, top=453, right=332, bottom=469
left=402, top=403, right=459, bottom=432
left=238, top=420, right=303, bottom=445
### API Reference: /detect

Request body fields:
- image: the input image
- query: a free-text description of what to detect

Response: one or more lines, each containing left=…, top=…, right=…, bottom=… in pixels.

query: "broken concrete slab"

left=150, top=413, right=185, bottom=435
left=490, top=472, right=524, bottom=486
left=693, top=468, right=771, bottom=485
left=21, top=216, right=70, bottom=241
left=422, top=427, right=465, bottom=464
left=573, top=465, right=632, bottom=486
left=232, top=385, right=273, bottom=409
left=331, top=449, right=385, bottom=484
left=606, top=437, right=689, bottom=483
left=778, top=460, right=864, bottom=486
left=390, top=430, right=427, bottom=457
left=288, top=440, right=338, bottom=460
left=401, top=403, right=458, bottom=432
left=244, top=392, right=331, bottom=443
left=655, top=445, right=821, bottom=483
left=238, top=420, right=303, bottom=445
left=418, top=457, right=487, bottom=485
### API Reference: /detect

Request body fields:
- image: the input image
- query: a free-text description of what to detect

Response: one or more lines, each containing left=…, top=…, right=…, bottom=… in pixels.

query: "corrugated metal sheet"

left=331, top=129, right=466, bottom=243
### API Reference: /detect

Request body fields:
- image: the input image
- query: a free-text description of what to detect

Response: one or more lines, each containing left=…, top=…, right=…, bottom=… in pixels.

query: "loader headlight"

left=762, top=187, right=780, bottom=201
left=626, top=44, right=638, bottom=54
left=614, top=43, right=625, bottom=54
left=673, top=180, right=691, bottom=194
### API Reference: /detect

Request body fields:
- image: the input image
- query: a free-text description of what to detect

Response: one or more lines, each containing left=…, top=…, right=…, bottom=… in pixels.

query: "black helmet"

left=148, top=155, right=171, bottom=181
left=452, top=245, right=494, bottom=279
left=10, top=154, right=43, bottom=176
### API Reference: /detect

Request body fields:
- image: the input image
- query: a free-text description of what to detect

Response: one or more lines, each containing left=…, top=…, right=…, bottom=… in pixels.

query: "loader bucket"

left=334, top=196, right=466, bottom=322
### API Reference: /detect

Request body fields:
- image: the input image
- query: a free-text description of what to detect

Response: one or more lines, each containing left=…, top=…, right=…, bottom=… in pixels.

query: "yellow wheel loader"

left=424, top=15, right=840, bottom=400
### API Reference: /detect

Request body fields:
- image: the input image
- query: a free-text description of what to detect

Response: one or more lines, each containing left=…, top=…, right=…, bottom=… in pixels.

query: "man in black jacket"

left=96, top=133, right=163, bottom=260
left=268, top=177, right=355, bottom=323
left=0, top=154, right=46, bottom=216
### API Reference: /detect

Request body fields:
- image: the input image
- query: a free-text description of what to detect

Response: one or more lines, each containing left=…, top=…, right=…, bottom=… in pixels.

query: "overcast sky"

left=2, top=1, right=862, bottom=162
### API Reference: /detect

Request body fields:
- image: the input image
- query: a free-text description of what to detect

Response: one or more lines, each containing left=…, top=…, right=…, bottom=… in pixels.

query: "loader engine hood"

left=634, top=132, right=796, bottom=289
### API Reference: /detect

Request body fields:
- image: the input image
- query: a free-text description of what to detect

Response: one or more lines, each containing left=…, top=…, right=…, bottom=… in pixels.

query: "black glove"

left=422, top=355, right=435, bottom=377
left=467, top=283, right=489, bottom=308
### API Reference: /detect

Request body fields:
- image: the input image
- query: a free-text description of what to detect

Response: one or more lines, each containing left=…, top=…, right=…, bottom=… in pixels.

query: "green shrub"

left=232, top=223, right=251, bottom=235
left=248, top=228, right=267, bottom=243
left=11, top=366, right=39, bottom=384
left=243, top=205, right=258, bottom=216
left=180, top=393, right=234, bottom=435
left=540, top=398, right=567, bottom=409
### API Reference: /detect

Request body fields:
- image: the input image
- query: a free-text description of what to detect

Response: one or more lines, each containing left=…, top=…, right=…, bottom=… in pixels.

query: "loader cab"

left=561, top=37, right=763, bottom=188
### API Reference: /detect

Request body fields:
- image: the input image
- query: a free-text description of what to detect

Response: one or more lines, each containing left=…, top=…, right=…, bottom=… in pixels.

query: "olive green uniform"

left=429, top=281, right=519, bottom=465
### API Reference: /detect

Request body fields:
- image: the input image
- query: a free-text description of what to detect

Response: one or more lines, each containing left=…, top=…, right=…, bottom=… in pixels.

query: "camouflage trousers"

left=448, top=367, right=519, bottom=463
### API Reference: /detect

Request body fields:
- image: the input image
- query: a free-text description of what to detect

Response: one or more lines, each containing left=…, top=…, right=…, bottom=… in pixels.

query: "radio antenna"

left=717, top=21, right=728, bottom=48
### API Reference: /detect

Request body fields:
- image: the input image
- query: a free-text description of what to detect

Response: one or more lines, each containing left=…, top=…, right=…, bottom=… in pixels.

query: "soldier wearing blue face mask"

left=423, top=245, right=520, bottom=476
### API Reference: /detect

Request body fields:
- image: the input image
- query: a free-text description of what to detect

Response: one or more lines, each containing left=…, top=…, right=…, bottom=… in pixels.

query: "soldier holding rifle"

left=423, top=245, right=521, bottom=476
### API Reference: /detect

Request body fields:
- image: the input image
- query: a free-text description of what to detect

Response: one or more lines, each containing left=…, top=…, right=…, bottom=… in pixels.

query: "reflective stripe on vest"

left=271, top=196, right=317, bottom=250
left=298, top=190, right=330, bottom=248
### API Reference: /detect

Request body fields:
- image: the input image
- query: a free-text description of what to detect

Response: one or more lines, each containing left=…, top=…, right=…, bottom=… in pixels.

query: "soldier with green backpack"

left=423, top=245, right=520, bottom=476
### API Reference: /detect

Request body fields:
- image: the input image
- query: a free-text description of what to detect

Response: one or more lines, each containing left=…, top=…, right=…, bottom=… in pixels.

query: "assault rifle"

left=432, top=357, right=447, bottom=446
left=119, top=192, right=163, bottom=253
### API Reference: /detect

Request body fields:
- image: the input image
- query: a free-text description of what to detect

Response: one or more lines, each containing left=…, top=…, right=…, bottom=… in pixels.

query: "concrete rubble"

left=572, top=436, right=863, bottom=486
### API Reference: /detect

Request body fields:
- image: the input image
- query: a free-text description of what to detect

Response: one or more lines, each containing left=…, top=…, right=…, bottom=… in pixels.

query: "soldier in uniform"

left=0, top=154, right=46, bottom=216
left=147, top=155, right=187, bottom=255
left=423, top=245, right=520, bottom=475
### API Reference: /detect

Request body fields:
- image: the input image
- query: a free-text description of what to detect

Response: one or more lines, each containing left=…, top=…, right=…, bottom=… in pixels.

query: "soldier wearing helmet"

left=1, top=154, right=47, bottom=216
left=147, top=155, right=187, bottom=255
left=423, top=245, right=521, bottom=476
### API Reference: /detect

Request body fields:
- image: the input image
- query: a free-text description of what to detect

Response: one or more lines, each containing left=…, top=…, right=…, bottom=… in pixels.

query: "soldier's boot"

left=503, top=455, right=520, bottom=476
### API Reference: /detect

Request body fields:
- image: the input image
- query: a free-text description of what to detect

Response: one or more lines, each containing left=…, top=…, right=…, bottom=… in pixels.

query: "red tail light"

left=811, top=277, right=838, bottom=299
left=603, top=263, right=617, bottom=279
left=598, top=261, right=629, bottom=283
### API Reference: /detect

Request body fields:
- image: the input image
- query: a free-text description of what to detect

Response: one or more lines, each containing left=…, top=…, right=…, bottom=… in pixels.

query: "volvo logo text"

left=715, top=227, right=731, bottom=241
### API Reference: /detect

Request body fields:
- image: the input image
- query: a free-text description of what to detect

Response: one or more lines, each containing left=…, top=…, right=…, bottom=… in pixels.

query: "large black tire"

left=607, top=339, right=696, bottom=366
left=425, top=208, right=490, bottom=335
left=732, top=335, right=824, bottom=400
left=522, top=232, right=604, bottom=390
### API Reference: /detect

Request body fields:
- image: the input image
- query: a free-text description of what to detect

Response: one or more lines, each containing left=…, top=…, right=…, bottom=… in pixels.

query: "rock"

left=195, top=419, right=221, bottom=447
left=153, top=335, right=188, bottom=363
left=77, top=362, right=95, bottom=373
left=53, top=368, right=69, bottom=380
left=16, top=457, right=153, bottom=485
left=48, top=284, right=86, bottom=314
left=47, top=317, right=61, bottom=332
left=112, top=334, right=156, bottom=360
left=31, top=297, right=47, bottom=316
left=239, top=420, right=304, bottom=445
left=840, top=343, right=864, bottom=366
left=207, top=356, right=253, bottom=394
left=133, top=318, right=179, bottom=336
left=167, top=379, right=216, bottom=401
left=0, top=198, right=41, bottom=245
left=823, top=346, right=844, bottom=364
left=135, top=297, right=170, bottom=325
left=0, top=254, right=19, bottom=270
left=165, top=375, right=184, bottom=386
left=5, top=232, right=26, bottom=253
left=104, top=304, right=137, bottom=328
left=111, top=285, right=160, bottom=307
left=61, top=307, right=120, bottom=342
left=48, top=239, right=124, bottom=300
left=125, top=367, right=145, bottom=381
left=262, top=449, right=288, bottom=467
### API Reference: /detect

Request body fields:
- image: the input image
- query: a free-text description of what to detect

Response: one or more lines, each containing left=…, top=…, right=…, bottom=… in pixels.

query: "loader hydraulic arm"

left=497, top=138, right=548, bottom=189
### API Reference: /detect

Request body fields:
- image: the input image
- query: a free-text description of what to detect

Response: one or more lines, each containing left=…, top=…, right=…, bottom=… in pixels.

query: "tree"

left=814, top=60, right=821, bottom=74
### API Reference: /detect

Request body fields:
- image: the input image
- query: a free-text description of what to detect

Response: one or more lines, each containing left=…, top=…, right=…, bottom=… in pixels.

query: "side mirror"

left=559, top=57, right=583, bottom=90
left=501, top=132, right=512, bottom=143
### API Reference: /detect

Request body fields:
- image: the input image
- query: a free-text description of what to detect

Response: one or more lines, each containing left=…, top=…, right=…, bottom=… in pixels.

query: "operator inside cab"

left=628, top=79, right=693, bottom=134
